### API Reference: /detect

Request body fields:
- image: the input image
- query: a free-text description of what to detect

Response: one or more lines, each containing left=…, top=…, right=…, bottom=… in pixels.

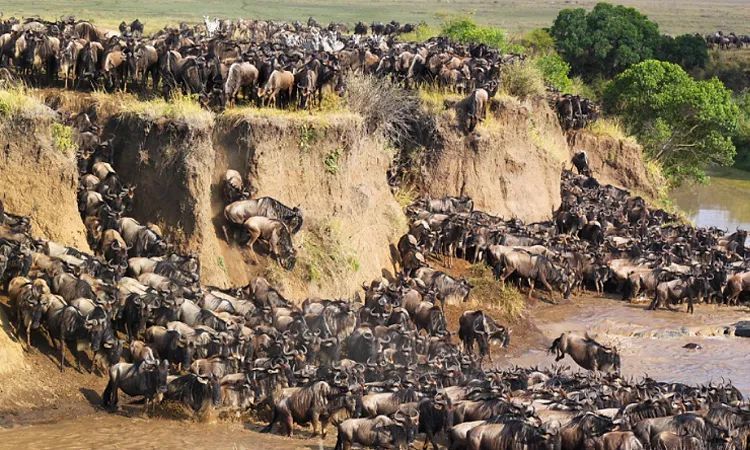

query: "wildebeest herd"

left=402, top=152, right=750, bottom=315
left=703, top=31, right=750, bottom=50
left=2, top=127, right=750, bottom=448
left=0, top=15, right=596, bottom=132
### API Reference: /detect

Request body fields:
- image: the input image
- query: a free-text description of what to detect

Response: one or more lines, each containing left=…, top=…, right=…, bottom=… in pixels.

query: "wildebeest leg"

left=260, top=407, right=277, bottom=433
left=527, top=278, right=535, bottom=299
left=59, top=336, right=66, bottom=371
left=285, top=410, right=294, bottom=437
left=25, top=320, right=32, bottom=350
left=687, top=296, right=694, bottom=314
left=243, top=223, right=261, bottom=265
left=311, top=411, right=320, bottom=437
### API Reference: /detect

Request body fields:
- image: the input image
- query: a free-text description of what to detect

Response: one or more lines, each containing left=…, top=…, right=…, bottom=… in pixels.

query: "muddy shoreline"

left=1, top=294, right=748, bottom=447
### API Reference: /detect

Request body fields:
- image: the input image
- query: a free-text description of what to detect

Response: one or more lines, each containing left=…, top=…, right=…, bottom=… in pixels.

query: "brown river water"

left=2, top=171, right=750, bottom=448
left=671, top=167, right=750, bottom=243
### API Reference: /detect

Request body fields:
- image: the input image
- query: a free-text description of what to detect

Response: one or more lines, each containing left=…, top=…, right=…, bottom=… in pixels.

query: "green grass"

left=51, top=123, right=77, bottom=156
left=466, top=264, right=526, bottom=322
left=585, top=117, right=637, bottom=144
left=0, top=87, right=55, bottom=120
left=324, top=147, right=343, bottom=174
left=122, top=93, right=213, bottom=128
left=3, top=0, right=747, bottom=35
left=298, top=219, right=360, bottom=285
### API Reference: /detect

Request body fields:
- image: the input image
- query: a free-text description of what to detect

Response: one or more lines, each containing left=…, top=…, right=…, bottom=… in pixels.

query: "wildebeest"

left=165, top=373, right=221, bottom=413
left=548, top=332, right=620, bottom=372
left=261, top=380, right=335, bottom=437
left=496, top=250, right=572, bottom=300
left=335, top=415, right=413, bottom=450
left=102, top=359, right=170, bottom=411
left=224, top=61, right=259, bottom=107
left=222, top=169, right=248, bottom=204
left=224, top=197, right=303, bottom=235
left=458, top=310, right=510, bottom=363
left=258, top=69, right=294, bottom=107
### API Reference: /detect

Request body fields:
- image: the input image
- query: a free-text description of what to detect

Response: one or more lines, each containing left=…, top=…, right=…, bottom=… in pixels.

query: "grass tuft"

left=586, top=117, right=637, bottom=144
left=297, top=220, right=360, bottom=285
left=51, top=123, right=77, bottom=156
left=501, top=60, right=545, bottom=100
left=0, top=86, right=55, bottom=120
left=466, top=264, right=526, bottom=322
left=324, top=147, right=342, bottom=174
left=122, top=93, right=213, bottom=128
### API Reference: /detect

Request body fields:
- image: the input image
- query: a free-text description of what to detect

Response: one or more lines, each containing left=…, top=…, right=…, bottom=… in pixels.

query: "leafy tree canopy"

left=604, top=60, right=739, bottom=184
left=657, top=34, right=709, bottom=72
left=550, top=2, right=662, bottom=79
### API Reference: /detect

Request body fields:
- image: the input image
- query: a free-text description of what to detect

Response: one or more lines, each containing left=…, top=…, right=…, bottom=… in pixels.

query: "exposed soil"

left=420, top=97, right=567, bottom=223
left=567, top=129, right=662, bottom=198
left=0, top=118, right=89, bottom=251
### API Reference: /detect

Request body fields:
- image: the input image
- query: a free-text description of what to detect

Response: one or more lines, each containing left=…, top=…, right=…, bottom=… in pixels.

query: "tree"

left=550, top=3, right=662, bottom=79
left=657, top=34, right=708, bottom=72
left=604, top=60, right=739, bottom=184
left=733, top=90, right=750, bottom=170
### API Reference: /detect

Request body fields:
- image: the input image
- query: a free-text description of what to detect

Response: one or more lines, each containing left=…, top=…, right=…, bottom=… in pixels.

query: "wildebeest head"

left=84, top=307, right=109, bottom=352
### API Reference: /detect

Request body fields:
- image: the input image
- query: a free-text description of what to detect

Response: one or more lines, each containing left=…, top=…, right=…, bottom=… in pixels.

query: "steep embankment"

left=0, top=101, right=88, bottom=250
left=419, top=97, right=568, bottom=223
left=567, top=129, right=661, bottom=198
left=104, top=108, right=405, bottom=298
left=0, top=88, right=658, bottom=300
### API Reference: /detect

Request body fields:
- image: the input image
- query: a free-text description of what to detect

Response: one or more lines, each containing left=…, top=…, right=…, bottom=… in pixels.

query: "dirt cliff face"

left=105, top=110, right=405, bottom=298
left=0, top=116, right=89, bottom=251
left=567, top=130, right=661, bottom=198
left=419, top=98, right=567, bottom=223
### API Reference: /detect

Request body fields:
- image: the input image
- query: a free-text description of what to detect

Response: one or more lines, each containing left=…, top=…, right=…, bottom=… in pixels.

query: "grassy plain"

left=3, top=0, right=749, bottom=35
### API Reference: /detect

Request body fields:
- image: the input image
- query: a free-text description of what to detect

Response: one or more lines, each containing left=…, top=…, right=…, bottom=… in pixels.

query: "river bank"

left=1, top=294, right=747, bottom=448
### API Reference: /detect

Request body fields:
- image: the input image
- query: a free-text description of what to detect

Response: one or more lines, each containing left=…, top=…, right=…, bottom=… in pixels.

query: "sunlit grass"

left=586, top=117, right=637, bottom=144
left=122, top=93, right=213, bottom=128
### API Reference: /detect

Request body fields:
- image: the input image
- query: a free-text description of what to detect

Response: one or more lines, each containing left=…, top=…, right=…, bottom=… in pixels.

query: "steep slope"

left=0, top=103, right=88, bottom=251
left=418, top=97, right=567, bottom=223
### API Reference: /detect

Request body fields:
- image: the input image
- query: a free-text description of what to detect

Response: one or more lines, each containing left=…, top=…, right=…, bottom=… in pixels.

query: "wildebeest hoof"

left=683, top=343, right=702, bottom=350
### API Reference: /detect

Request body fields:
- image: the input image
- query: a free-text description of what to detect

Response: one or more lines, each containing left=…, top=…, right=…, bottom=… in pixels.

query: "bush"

left=518, top=28, right=556, bottom=56
left=657, top=34, right=708, bottom=72
left=345, top=74, right=427, bottom=148
left=441, top=17, right=523, bottom=53
left=693, top=49, right=750, bottom=93
left=534, top=53, right=572, bottom=92
left=733, top=90, right=750, bottom=171
left=501, top=60, right=545, bottom=100
left=399, top=22, right=439, bottom=42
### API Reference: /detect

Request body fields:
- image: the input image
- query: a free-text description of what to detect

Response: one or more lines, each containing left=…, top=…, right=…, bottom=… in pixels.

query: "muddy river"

left=1, top=296, right=748, bottom=448
left=671, top=167, right=750, bottom=243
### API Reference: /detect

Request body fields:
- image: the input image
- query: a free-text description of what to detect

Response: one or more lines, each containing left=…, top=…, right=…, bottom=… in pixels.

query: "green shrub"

left=519, top=28, right=555, bottom=56
left=324, top=147, right=342, bottom=174
left=733, top=90, right=750, bottom=170
left=533, top=53, right=572, bottom=92
left=51, top=123, right=77, bottom=156
left=502, top=60, right=545, bottom=100
left=399, top=22, right=439, bottom=42
left=604, top=60, right=739, bottom=184
left=441, top=17, right=523, bottom=53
